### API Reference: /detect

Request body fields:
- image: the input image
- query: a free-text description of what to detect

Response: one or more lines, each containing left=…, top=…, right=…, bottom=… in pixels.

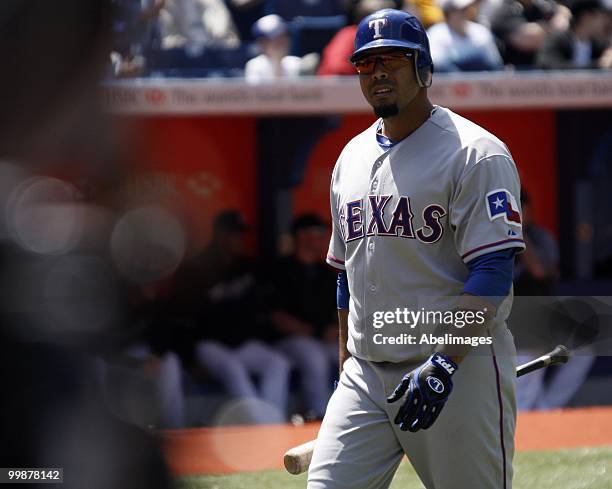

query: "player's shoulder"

left=426, top=22, right=445, bottom=34
left=343, top=119, right=379, bottom=151
left=465, top=20, right=495, bottom=40
left=282, top=55, right=302, bottom=73
left=333, top=120, right=380, bottom=169
left=428, top=106, right=512, bottom=162
left=245, top=54, right=268, bottom=75
left=426, top=22, right=450, bottom=38
left=246, top=54, right=266, bottom=67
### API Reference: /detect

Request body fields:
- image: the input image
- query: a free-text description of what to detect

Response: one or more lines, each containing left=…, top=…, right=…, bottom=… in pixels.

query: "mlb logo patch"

left=486, top=189, right=522, bottom=226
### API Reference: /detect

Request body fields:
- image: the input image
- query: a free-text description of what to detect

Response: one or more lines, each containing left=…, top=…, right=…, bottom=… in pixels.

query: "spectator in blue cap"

left=245, top=14, right=303, bottom=82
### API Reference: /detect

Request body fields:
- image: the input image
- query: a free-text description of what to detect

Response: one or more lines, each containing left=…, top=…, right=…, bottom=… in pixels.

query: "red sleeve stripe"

left=326, top=254, right=345, bottom=266
left=461, top=238, right=525, bottom=261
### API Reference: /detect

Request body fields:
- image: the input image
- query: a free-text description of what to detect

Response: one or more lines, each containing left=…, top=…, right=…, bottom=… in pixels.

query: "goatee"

left=374, top=103, right=399, bottom=118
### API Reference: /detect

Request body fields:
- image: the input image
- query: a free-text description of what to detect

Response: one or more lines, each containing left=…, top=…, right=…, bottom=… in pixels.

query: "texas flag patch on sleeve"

left=485, top=189, right=522, bottom=226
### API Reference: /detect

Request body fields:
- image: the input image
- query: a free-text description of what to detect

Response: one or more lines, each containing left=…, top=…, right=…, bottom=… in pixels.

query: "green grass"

left=175, top=446, right=612, bottom=489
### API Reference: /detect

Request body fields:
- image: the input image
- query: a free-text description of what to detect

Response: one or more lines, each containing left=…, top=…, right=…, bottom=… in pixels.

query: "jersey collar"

left=375, top=106, right=439, bottom=151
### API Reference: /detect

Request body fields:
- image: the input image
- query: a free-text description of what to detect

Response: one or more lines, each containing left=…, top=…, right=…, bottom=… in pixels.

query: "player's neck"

left=381, top=93, right=434, bottom=142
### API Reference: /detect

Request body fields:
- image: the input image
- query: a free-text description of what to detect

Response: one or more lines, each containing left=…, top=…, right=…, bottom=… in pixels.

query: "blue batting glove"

left=387, top=352, right=458, bottom=432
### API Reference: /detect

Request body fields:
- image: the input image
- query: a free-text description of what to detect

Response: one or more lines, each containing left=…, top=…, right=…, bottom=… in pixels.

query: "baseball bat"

left=515, top=344, right=571, bottom=378
left=283, top=345, right=571, bottom=475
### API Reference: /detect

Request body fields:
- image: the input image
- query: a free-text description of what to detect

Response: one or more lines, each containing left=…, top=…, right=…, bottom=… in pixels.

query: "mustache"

left=371, top=82, right=395, bottom=92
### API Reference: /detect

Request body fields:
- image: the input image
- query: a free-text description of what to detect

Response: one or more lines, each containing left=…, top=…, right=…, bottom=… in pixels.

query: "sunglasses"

left=353, top=52, right=413, bottom=74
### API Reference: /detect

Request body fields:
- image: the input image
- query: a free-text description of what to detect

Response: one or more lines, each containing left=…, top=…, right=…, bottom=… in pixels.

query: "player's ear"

left=414, top=51, right=433, bottom=88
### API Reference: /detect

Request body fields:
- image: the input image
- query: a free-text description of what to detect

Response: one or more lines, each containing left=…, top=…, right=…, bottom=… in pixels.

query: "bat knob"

left=553, top=344, right=571, bottom=364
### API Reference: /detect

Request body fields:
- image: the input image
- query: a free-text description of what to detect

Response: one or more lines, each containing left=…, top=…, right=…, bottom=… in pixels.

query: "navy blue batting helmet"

left=350, top=9, right=433, bottom=87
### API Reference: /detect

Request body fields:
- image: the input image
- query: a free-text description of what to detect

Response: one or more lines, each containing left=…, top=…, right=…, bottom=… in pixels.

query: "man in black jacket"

left=536, top=0, right=612, bottom=69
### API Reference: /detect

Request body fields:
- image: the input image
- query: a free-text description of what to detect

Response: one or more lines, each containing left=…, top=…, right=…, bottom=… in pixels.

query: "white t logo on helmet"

left=368, top=18, right=388, bottom=39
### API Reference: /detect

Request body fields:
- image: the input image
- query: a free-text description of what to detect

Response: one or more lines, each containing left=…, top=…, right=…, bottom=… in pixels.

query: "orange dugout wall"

left=124, top=108, right=557, bottom=254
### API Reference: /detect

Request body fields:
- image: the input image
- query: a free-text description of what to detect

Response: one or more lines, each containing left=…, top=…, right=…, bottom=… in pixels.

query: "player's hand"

left=387, top=352, right=458, bottom=432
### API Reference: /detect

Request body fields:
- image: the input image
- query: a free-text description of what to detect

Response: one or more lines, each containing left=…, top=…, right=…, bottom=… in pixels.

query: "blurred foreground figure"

left=0, top=2, right=172, bottom=488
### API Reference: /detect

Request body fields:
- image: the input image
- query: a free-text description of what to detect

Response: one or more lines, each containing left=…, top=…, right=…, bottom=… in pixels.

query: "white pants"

left=308, top=327, right=517, bottom=489
left=195, top=340, right=291, bottom=417
left=97, top=345, right=186, bottom=429
left=276, top=336, right=338, bottom=417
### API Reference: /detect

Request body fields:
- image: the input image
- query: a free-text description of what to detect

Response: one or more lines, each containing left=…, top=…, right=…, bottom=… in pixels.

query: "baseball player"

left=308, top=9, right=525, bottom=489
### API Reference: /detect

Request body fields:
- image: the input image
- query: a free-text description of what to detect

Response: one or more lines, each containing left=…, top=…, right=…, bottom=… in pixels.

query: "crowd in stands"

left=109, top=0, right=612, bottom=77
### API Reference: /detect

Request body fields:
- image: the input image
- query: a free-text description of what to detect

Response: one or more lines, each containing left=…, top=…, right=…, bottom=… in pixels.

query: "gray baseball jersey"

left=326, top=106, right=525, bottom=363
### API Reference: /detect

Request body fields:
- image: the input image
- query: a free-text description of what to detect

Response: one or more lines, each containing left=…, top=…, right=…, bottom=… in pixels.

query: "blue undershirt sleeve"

left=337, top=252, right=514, bottom=309
left=337, top=271, right=349, bottom=310
left=462, top=248, right=517, bottom=306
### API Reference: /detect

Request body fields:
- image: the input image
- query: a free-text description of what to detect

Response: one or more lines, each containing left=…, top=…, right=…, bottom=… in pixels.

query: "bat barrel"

left=284, top=439, right=316, bottom=475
